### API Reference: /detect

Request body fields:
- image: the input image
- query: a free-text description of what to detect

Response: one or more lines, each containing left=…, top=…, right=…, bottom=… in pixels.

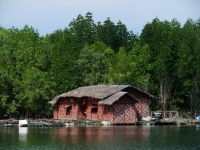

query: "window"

left=91, top=105, right=98, bottom=114
left=66, top=105, right=72, bottom=115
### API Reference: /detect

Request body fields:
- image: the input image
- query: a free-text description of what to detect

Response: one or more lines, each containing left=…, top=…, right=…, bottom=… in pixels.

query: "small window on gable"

left=91, top=105, right=98, bottom=114
left=66, top=105, right=72, bottom=115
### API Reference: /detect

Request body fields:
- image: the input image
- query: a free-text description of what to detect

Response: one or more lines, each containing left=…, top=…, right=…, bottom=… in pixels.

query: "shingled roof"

left=49, top=85, right=129, bottom=104
left=98, top=92, right=140, bottom=105
left=49, top=85, right=156, bottom=104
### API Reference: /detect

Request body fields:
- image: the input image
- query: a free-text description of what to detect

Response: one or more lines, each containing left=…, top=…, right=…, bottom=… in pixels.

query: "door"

left=78, top=99, right=87, bottom=119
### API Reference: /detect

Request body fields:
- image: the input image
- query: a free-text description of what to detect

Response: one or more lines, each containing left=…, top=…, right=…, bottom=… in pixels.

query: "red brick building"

left=49, top=85, right=156, bottom=124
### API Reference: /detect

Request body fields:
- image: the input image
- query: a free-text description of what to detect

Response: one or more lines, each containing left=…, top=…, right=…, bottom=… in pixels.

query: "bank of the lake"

left=0, top=125, right=200, bottom=150
left=1, top=116, right=200, bottom=127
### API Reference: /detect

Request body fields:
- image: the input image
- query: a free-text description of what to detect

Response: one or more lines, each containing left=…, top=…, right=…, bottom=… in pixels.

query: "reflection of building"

left=49, top=85, right=156, bottom=124
left=53, top=127, right=79, bottom=143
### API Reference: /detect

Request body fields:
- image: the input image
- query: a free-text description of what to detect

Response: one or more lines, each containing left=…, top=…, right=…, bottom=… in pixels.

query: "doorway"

left=78, top=99, right=87, bottom=119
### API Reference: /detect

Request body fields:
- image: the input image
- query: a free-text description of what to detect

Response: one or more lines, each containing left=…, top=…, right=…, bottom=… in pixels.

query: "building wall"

left=101, top=105, right=114, bottom=123
left=85, top=98, right=103, bottom=121
left=135, top=98, right=149, bottom=119
left=84, top=95, right=137, bottom=124
left=53, top=98, right=77, bottom=120
left=113, top=95, right=137, bottom=124
left=123, top=87, right=150, bottom=120
left=53, top=87, right=150, bottom=123
left=113, top=104, right=136, bottom=124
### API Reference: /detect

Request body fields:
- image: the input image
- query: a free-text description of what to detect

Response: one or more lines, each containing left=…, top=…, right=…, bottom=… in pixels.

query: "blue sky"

left=0, top=0, right=199, bottom=36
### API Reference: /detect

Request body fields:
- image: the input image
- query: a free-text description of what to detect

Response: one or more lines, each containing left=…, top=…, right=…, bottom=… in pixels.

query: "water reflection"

left=1, top=126, right=200, bottom=149
left=18, top=127, right=28, bottom=142
left=196, top=124, right=200, bottom=129
left=53, top=126, right=150, bottom=149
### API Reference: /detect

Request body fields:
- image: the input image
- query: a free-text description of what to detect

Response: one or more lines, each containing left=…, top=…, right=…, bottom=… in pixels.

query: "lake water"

left=0, top=125, right=200, bottom=150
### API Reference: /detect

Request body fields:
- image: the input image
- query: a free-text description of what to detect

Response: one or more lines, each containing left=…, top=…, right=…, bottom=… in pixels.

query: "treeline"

left=0, top=12, right=200, bottom=119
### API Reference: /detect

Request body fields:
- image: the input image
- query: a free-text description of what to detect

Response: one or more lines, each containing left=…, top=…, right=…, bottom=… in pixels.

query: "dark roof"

left=49, top=85, right=130, bottom=104
left=49, top=85, right=156, bottom=104
left=98, top=92, right=140, bottom=105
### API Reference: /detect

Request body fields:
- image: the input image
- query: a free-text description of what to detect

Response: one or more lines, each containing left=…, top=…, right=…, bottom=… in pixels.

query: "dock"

left=149, top=111, right=200, bottom=125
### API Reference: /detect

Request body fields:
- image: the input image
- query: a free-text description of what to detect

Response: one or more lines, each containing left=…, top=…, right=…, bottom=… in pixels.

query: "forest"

left=0, top=12, right=200, bottom=119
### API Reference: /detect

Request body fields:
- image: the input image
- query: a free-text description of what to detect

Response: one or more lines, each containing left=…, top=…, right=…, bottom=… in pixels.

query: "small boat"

left=19, top=120, right=28, bottom=127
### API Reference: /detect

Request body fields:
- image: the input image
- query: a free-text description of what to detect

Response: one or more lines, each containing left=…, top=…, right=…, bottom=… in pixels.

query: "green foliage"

left=128, top=43, right=151, bottom=91
left=0, top=13, right=199, bottom=118
left=96, top=18, right=136, bottom=52
left=140, top=18, right=183, bottom=111
left=110, top=47, right=130, bottom=84
left=77, top=43, right=110, bottom=85
left=175, top=19, right=200, bottom=115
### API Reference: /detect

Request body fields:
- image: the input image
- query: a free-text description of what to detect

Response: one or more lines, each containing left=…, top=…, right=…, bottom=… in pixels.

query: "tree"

left=47, top=28, right=80, bottom=93
left=96, top=18, right=132, bottom=52
left=109, top=47, right=130, bottom=84
left=21, top=67, right=55, bottom=118
left=140, top=18, right=182, bottom=111
left=0, top=27, right=18, bottom=118
left=176, top=19, right=200, bottom=115
left=77, top=43, right=109, bottom=85
left=69, top=12, right=96, bottom=52
left=128, top=43, right=151, bottom=92
left=0, top=25, right=56, bottom=118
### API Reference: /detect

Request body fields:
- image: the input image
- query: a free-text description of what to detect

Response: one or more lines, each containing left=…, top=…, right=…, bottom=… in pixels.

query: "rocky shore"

left=1, top=118, right=200, bottom=127
left=0, top=118, right=106, bottom=127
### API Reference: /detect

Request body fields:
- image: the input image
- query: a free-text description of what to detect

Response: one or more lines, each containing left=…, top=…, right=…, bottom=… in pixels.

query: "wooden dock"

left=149, top=111, right=199, bottom=125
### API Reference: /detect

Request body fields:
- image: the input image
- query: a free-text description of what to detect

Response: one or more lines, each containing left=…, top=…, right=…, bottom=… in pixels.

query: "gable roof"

left=49, top=85, right=156, bottom=104
left=98, top=92, right=140, bottom=105
left=49, top=85, right=130, bottom=104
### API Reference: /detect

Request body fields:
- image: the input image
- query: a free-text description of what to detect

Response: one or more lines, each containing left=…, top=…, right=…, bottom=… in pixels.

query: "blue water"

left=0, top=125, right=199, bottom=150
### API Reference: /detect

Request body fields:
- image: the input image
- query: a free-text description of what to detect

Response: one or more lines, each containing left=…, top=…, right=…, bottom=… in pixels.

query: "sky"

left=0, top=0, right=199, bottom=36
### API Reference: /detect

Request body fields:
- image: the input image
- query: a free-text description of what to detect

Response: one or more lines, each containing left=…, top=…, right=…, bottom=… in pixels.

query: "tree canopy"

left=0, top=13, right=200, bottom=118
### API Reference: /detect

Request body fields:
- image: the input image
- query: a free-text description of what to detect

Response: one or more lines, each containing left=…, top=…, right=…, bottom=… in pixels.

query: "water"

left=0, top=125, right=200, bottom=150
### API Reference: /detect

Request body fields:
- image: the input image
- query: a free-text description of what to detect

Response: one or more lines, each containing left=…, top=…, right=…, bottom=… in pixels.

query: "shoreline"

left=1, top=118, right=200, bottom=127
